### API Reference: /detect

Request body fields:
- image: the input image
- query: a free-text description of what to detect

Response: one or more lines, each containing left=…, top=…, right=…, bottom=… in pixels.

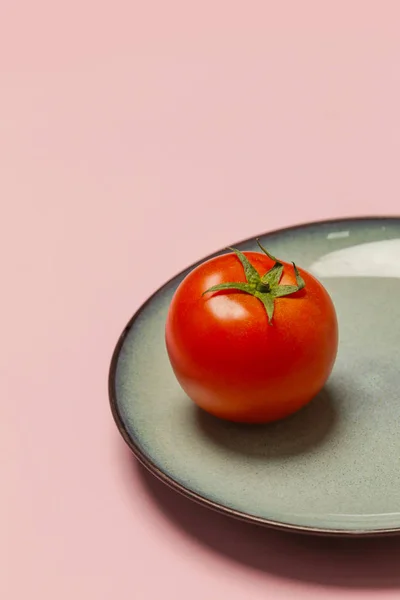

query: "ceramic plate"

left=109, top=217, right=400, bottom=536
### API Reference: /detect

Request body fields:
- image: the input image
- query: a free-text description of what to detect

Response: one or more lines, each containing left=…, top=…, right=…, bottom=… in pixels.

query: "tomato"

left=165, top=242, right=338, bottom=424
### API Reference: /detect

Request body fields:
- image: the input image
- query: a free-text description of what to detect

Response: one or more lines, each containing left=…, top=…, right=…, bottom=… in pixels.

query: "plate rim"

left=109, top=215, right=400, bottom=537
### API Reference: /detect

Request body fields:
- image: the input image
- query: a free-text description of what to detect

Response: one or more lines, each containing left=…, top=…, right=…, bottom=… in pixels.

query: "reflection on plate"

left=109, top=217, right=400, bottom=535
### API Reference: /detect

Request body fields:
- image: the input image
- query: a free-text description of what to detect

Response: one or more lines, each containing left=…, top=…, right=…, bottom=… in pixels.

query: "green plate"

left=109, top=217, right=400, bottom=536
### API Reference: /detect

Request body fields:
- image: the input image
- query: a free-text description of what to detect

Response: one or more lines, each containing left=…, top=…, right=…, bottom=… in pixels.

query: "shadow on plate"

left=194, top=385, right=337, bottom=458
left=119, top=447, right=400, bottom=589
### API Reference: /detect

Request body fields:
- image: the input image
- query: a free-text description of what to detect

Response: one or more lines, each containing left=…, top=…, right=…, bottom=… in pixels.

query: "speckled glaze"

left=109, top=218, right=400, bottom=535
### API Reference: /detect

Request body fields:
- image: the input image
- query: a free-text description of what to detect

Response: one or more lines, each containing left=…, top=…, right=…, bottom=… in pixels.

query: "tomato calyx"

left=203, top=239, right=305, bottom=325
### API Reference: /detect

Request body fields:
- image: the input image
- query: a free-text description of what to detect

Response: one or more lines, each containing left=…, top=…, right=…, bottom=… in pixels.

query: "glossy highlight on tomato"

left=165, top=245, right=338, bottom=424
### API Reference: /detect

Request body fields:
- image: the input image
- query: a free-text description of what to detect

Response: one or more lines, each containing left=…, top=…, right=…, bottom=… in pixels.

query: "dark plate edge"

left=109, top=215, right=400, bottom=537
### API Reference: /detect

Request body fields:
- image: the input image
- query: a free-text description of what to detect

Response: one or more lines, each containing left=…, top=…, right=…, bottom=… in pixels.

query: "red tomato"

left=165, top=245, right=338, bottom=424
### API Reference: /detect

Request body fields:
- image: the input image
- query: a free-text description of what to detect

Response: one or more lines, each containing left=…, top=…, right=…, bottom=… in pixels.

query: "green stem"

left=203, top=244, right=305, bottom=324
left=256, top=281, right=270, bottom=293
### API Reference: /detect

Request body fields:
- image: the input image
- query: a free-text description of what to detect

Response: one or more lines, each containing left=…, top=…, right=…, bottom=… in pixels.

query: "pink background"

left=3, top=1, right=400, bottom=598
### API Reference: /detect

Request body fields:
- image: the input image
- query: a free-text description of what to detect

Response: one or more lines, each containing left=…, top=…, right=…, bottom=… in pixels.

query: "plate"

left=109, top=217, right=400, bottom=536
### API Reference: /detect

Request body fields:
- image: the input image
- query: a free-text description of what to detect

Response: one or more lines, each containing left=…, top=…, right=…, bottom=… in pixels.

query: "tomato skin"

left=165, top=251, right=338, bottom=424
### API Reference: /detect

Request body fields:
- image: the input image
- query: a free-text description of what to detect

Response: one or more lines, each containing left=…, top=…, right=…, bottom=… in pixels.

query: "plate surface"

left=109, top=217, right=400, bottom=535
